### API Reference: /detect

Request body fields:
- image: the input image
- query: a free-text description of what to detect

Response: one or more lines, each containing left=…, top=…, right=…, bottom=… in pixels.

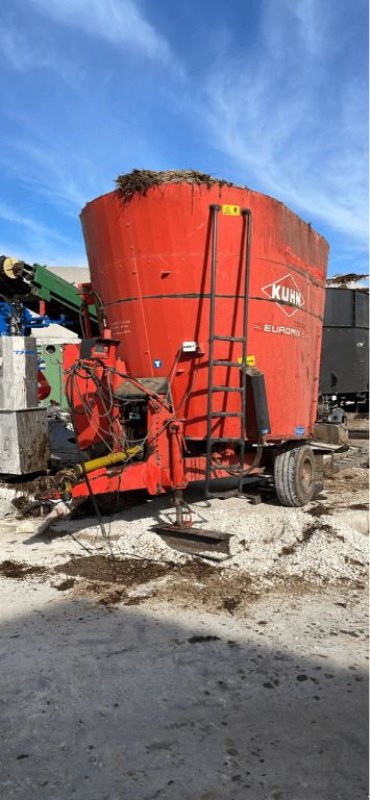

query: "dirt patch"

left=10, top=496, right=47, bottom=518
left=222, top=597, right=241, bottom=614
left=305, top=523, right=333, bottom=539
left=309, top=503, right=330, bottom=517
left=73, top=582, right=151, bottom=607
left=54, top=555, right=173, bottom=586
left=99, top=588, right=127, bottom=606
left=0, top=560, right=47, bottom=580
left=53, top=578, right=76, bottom=592
left=346, top=412, right=369, bottom=430
left=52, top=555, right=224, bottom=608
left=348, top=503, right=368, bottom=511
left=11, top=497, right=29, bottom=512
left=175, top=560, right=217, bottom=580
left=279, top=523, right=336, bottom=556
left=280, top=524, right=316, bottom=555
left=55, top=554, right=217, bottom=587
left=187, top=635, right=221, bottom=644
left=148, top=569, right=260, bottom=616
left=53, top=549, right=351, bottom=615
left=54, top=554, right=262, bottom=614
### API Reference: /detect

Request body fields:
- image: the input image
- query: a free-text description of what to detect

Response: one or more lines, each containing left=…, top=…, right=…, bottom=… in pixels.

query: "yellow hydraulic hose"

left=55, top=446, right=142, bottom=496
left=75, top=447, right=142, bottom=477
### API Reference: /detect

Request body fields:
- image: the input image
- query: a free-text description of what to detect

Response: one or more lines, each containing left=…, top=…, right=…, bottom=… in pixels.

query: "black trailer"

left=319, top=287, right=369, bottom=414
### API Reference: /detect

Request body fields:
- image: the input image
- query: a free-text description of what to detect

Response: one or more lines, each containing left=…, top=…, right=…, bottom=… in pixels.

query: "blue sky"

left=0, top=0, right=368, bottom=275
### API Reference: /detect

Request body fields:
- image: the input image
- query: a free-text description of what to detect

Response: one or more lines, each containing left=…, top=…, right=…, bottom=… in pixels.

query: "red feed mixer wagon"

left=59, top=170, right=331, bottom=545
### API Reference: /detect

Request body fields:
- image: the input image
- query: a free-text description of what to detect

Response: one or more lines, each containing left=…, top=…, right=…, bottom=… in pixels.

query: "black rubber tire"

left=273, top=445, right=317, bottom=507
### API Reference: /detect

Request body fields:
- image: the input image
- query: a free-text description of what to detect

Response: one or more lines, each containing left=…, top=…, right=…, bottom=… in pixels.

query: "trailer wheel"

left=274, top=445, right=316, bottom=507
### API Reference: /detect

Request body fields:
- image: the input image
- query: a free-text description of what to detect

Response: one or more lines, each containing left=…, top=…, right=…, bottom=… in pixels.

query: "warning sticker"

left=222, top=204, right=240, bottom=216
left=237, top=355, right=256, bottom=366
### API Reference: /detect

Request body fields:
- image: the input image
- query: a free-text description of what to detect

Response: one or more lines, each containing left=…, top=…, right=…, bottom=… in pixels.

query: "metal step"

left=213, top=360, right=242, bottom=367
left=213, top=335, right=245, bottom=343
left=210, top=411, right=243, bottom=418
left=211, top=386, right=243, bottom=393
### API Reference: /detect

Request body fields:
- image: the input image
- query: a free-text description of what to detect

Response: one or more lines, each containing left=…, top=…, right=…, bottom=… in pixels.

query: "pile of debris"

left=115, top=169, right=239, bottom=201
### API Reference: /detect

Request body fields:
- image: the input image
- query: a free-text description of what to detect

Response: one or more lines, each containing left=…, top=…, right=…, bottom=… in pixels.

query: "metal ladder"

left=204, top=204, right=252, bottom=499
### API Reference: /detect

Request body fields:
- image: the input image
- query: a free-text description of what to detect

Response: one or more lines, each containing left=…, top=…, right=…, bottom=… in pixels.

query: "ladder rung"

left=211, top=386, right=243, bottom=393
left=213, top=335, right=245, bottom=343
left=213, top=360, right=242, bottom=367
left=210, top=412, right=243, bottom=418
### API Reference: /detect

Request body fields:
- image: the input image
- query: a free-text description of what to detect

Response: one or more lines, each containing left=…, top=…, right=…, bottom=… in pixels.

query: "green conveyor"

left=30, top=263, right=97, bottom=323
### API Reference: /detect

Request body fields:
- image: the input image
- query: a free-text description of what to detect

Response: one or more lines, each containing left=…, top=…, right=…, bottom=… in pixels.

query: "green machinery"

left=29, top=264, right=99, bottom=409
left=0, top=256, right=98, bottom=329
left=22, top=261, right=98, bottom=330
left=37, top=344, right=68, bottom=410
left=0, top=256, right=99, bottom=408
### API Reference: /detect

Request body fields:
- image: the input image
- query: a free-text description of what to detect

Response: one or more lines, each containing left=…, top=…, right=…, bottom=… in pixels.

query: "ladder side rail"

left=238, top=209, right=252, bottom=490
left=205, top=204, right=221, bottom=495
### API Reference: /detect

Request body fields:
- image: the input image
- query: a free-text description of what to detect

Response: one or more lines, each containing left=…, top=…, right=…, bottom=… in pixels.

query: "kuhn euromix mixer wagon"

left=58, top=171, right=329, bottom=545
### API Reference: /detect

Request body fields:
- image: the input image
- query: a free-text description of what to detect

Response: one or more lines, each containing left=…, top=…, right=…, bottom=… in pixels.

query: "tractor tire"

left=273, top=445, right=317, bottom=507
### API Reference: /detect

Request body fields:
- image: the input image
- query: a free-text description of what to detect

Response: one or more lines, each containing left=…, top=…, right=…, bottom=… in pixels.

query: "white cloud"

left=0, top=0, right=365, bottom=271
left=0, top=22, right=82, bottom=86
left=1, top=134, right=97, bottom=214
left=0, top=239, right=87, bottom=266
left=0, top=217, right=87, bottom=266
left=0, top=26, right=42, bottom=71
left=198, top=0, right=368, bottom=249
left=29, top=0, right=176, bottom=66
left=0, top=201, right=76, bottom=246
left=286, top=0, right=326, bottom=56
left=0, top=201, right=86, bottom=265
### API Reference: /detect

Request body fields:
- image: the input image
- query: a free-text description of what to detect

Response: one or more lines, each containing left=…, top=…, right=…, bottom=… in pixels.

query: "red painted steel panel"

left=80, top=183, right=328, bottom=441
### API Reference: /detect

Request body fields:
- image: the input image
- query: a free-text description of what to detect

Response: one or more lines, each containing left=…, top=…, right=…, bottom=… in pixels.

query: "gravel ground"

left=346, top=412, right=369, bottom=431
left=0, top=444, right=368, bottom=798
left=0, top=570, right=367, bottom=800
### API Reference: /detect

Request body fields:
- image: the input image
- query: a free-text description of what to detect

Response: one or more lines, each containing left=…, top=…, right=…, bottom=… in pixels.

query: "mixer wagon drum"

left=77, top=171, right=328, bottom=507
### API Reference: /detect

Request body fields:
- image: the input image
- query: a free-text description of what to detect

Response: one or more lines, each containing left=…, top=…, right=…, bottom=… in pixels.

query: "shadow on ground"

left=0, top=591, right=368, bottom=800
